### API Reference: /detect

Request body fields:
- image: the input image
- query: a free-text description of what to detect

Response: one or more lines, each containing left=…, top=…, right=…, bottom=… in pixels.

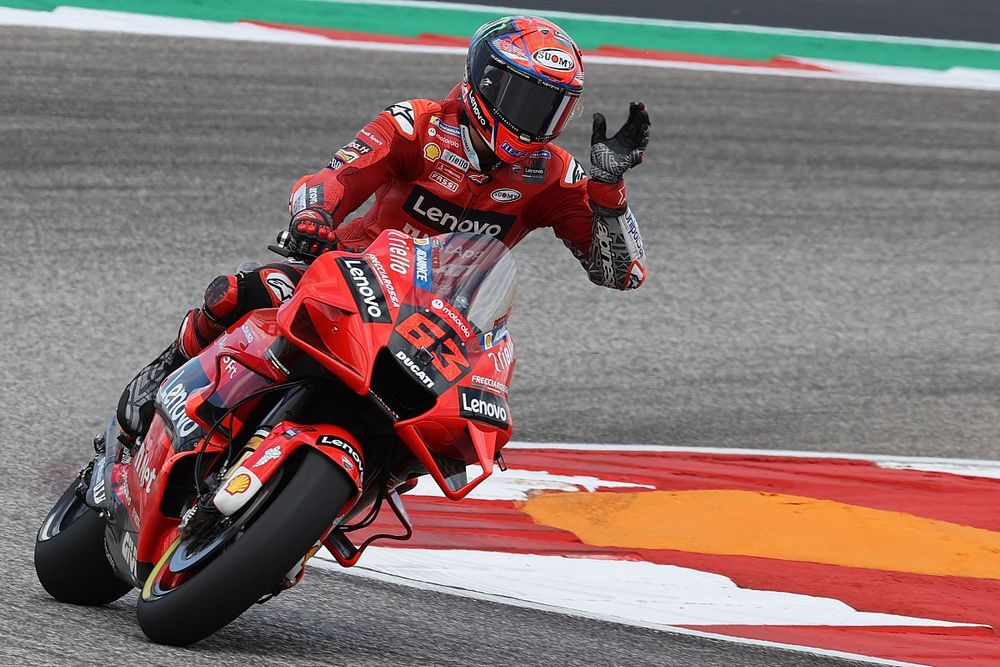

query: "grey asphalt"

left=453, top=0, right=1000, bottom=43
left=2, top=26, right=998, bottom=667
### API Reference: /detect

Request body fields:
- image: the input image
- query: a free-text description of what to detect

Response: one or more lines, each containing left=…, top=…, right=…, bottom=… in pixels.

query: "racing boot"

left=116, top=308, right=224, bottom=441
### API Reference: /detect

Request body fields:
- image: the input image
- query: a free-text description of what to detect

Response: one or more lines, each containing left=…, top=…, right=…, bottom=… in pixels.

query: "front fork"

left=199, top=383, right=415, bottom=583
left=81, top=419, right=127, bottom=513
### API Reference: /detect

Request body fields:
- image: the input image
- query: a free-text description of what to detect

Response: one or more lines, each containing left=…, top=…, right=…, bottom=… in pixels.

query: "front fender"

left=213, top=421, right=364, bottom=516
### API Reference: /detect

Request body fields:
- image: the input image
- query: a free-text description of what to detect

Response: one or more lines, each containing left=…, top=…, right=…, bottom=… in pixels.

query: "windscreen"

left=409, top=232, right=517, bottom=337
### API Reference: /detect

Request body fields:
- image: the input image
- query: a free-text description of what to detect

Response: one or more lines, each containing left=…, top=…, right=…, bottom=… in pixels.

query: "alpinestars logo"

left=403, top=186, right=515, bottom=240
left=336, top=258, right=392, bottom=323
left=262, top=269, right=295, bottom=303
left=564, top=158, right=586, bottom=184
left=385, top=101, right=415, bottom=137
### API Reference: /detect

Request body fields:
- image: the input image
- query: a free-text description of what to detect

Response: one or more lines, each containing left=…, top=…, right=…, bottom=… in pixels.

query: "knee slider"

left=203, top=274, right=242, bottom=326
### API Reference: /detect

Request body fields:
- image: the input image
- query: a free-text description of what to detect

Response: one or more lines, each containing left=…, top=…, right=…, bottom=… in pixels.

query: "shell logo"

left=225, top=473, right=252, bottom=495
left=423, top=143, right=441, bottom=161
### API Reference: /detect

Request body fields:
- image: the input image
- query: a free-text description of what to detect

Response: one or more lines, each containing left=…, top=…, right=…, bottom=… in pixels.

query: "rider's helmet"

left=461, top=16, right=584, bottom=164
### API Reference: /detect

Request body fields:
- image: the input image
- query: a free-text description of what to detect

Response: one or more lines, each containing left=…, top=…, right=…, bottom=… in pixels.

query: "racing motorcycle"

left=34, top=229, right=517, bottom=646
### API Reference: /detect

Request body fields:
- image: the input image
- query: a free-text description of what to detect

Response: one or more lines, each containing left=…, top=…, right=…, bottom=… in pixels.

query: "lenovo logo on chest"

left=403, top=186, right=515, bottom=240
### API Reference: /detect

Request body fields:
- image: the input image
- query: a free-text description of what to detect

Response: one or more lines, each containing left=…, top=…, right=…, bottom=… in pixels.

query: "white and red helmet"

left=462, top=16, right=585, bottom=163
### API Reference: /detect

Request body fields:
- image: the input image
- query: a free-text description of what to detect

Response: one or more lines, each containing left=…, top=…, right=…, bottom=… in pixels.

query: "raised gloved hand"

left=280, top=208, right=337, bottom=259
left=590, top=101, right=650, bottom=183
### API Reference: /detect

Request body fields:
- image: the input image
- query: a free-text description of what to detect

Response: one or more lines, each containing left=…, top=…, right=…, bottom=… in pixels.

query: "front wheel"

left=34, top=479, right=132, bottom=605
left=136, top=448, right=353, bottom=646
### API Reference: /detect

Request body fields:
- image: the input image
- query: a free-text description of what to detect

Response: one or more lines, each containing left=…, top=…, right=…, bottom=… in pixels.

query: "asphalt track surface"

left=2, top=26, right=999, bottom=667
left=455, top=0, right=1000, bottom=43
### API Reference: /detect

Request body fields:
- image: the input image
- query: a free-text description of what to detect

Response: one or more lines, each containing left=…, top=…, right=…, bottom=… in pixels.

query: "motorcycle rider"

left=117, top=15, right=651, bottom=442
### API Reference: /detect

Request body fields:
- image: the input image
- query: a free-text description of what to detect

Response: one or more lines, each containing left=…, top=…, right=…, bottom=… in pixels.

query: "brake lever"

left=268, top=230, right=319, bottom=262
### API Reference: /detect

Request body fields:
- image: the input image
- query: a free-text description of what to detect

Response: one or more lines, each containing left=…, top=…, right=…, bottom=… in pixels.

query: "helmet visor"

left=471, top=52, right=580, bottom=142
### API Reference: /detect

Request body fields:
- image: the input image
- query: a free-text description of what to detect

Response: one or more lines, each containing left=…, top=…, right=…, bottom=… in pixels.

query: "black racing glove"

left=281, top=208, right=337, bottom=258
left=590, top=101, right=650, bottom=183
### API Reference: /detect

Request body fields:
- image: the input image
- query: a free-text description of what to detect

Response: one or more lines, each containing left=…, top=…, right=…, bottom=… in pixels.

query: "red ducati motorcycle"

left=34, top=230, right=517, bottom=645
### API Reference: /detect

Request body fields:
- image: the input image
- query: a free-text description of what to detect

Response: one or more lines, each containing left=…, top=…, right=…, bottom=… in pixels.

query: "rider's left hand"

left=590, top=101, right=650, bottom=183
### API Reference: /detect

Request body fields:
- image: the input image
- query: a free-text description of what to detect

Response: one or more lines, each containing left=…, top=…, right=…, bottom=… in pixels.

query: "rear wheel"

left=136, top=448, right=353, bottom=646
left=34, top=480, right=132, bottom=605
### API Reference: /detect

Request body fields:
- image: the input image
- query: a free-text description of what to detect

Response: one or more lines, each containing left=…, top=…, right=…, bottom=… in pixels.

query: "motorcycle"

left=34, top=229, right=518, bottom=646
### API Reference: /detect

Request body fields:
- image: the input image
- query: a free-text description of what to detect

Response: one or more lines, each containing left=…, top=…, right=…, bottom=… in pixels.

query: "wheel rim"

left=37, top=482, right=93, bottom=542
left=141, top=469, right=284, bottom=601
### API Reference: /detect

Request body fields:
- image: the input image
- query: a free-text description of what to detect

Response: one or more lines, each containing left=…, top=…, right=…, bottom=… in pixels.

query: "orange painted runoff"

left=520, top=490, right=1000, bottom=579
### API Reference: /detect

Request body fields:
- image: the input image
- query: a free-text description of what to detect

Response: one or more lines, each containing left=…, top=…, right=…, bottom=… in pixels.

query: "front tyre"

left=136, top=448, right=353, bottom=646
left=34, top=480, right=132, bottom=605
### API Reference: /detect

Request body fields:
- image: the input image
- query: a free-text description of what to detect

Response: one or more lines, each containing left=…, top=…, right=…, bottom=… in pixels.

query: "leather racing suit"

left=293, top=96, right=647, bottom=288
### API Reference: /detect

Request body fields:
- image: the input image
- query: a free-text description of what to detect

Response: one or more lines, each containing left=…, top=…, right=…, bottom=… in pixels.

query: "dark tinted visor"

left=470, top=50, right=579, bottom=141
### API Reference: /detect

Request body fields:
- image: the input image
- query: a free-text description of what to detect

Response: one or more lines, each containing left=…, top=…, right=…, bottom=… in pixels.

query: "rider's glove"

left=284, top=208, right=337, bottom=258
left=589, top=101, right=650, bottom=183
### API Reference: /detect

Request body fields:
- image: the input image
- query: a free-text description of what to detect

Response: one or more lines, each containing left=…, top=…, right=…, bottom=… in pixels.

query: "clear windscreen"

left=410, top=232, right=517, bottom=336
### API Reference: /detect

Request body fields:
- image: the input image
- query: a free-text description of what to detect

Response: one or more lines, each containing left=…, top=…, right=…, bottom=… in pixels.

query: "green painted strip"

left=5, top=0, right=1000, bottom=71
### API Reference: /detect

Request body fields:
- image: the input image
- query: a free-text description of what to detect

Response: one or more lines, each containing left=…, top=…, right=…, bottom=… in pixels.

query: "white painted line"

left=410, top=465, right=654, bottom=499
left=503, top=441, right=1000, bottom=481
left=334, top=548, right=974, bottom=627
left=567, top=54, right=1000, bottom=91
left=312, top=550, right=934, bottom=667
left=0, top=6, right=332, bottom=44
left=795, top=58, right=1000, bottom=91
left=307, top=0, right=1000, bottom=51
left=877, top=461, right=1000, bottom=479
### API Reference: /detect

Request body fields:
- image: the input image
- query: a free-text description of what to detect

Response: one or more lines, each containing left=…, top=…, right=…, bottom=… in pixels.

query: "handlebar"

left=268, top=230, right=320, bottom=262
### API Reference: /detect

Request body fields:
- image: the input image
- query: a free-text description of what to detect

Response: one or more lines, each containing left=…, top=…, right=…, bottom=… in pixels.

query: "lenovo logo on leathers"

left=403, top=186, right=515, bottom=240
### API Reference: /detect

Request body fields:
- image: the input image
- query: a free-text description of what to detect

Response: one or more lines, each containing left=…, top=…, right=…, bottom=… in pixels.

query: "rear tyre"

left=136, top=448, right=353, bottom=646
left=34, top=480, right=132, bottom=605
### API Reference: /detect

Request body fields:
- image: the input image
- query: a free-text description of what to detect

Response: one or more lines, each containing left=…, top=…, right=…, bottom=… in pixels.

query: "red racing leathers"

left=289, top=97, right=647, bottom=290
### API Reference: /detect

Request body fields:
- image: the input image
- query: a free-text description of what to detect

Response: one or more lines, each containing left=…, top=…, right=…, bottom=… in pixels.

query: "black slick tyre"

left=136, top=448, right=352, bottom=646
left=34, top=481, right=132, bottom=605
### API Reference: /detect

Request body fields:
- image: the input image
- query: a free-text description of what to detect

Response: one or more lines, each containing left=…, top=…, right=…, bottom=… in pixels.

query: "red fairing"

left=277, top=230, right=515, bottom=498
left=395, top=325, right=515, bottom=500
left=121, top=309, right=287, bottom=563
left=274, top=230, right=415, bottom=394
left=116, top=229, right=518, bottom=581
left=212, top=421, right=365, bottom=517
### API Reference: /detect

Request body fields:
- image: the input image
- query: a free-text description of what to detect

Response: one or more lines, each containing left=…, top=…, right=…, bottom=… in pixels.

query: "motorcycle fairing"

left=86, top=229, right=520, bottom=594
left=278, top=230, right=517, bottom=499
left=105, top=311, right=288, bottom=570
left=213, top=420, right=364, bottom=518
left=386, top=304, right=473, bottom=395
left=85, top=418, right=151, bottom=587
